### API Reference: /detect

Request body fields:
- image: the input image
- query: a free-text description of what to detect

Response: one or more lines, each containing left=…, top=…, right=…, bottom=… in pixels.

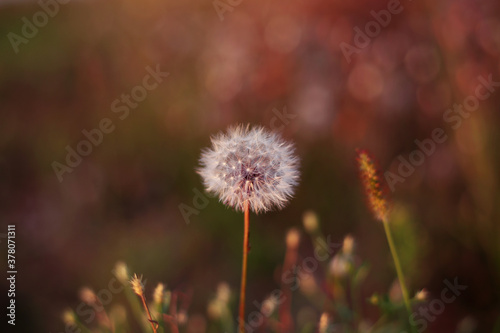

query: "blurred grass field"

left=0, top=0, right=500, bottom=331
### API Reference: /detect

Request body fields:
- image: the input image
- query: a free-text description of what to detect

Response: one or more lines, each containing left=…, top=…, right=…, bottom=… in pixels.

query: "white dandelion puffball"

left=198, top=125, right=300, bottom=213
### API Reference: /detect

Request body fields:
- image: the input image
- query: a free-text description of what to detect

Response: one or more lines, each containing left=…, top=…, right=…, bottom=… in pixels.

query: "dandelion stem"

left=382, top=218, right=416, bottom=333
left=239, top=201, right=250, bottom=333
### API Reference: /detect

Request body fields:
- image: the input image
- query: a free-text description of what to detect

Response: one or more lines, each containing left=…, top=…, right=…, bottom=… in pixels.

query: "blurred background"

left=0, top=0, right=500, bottom=331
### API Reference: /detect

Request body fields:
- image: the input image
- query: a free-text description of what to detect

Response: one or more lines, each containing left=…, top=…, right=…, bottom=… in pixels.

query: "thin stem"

left=382, top=218, right=416, bottom=333
left=124, top=287, right=150, bottom=332
left=239, top=201, right=250, bottom=333
left=140, top=295, right=158, bottom=333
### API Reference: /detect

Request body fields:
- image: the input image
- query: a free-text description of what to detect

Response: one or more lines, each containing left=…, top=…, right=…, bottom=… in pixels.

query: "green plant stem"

left=239, top=201, right=250, bottom=333
left=382, top=218, right=416, bottom=333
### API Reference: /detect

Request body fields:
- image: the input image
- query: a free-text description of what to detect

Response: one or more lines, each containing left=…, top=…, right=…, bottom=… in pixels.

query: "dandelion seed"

left=198, top=124, right=300, bottom=213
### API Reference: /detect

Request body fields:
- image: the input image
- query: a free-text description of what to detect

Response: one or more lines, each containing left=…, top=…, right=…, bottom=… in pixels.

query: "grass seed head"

left=62, top=309, right=76, bottom=326
left=114, top=261, right=129, bottom=284
left=356, top=149, right=390, bottom=222
left=303, top=210, right=319, bottom=233
left=286, top=227, right=301, bottom=249
left=79, top=287, right=97, bottom=305
left=153, top=283, right=165, bottom=306
left=129, top=274, right=145, bottom=297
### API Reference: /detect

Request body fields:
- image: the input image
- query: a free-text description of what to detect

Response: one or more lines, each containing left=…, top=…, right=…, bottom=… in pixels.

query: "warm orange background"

left=0, top=0, right=499, bottom=331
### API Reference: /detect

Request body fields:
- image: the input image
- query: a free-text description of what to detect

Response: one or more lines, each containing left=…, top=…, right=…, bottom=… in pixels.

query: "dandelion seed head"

left=198, top=125, right=300, bottom=213
left=356, top=149, right=390, bottom=222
